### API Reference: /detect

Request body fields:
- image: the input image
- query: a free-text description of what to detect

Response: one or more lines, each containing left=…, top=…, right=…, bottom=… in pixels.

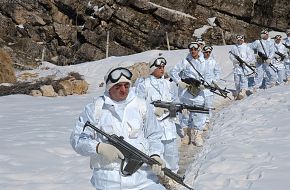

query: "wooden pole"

left=221, top=29, right=226, bottom=45
left=41, top=46, right=45, bottom=62
left=106, top=31, right=109, bottom=58
left=166, top=32, right=170, bottom=50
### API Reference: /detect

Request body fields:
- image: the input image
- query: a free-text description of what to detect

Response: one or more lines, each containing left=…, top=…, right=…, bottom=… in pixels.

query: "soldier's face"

left=190, top=48, right=199, bottom=58
left=237, top=39, right=244, bottom=45
left=109, top=82, right=130, bottom=101
left=203, top=51, right=211, bottom=59
left=152, top=66, right=165, bottom=78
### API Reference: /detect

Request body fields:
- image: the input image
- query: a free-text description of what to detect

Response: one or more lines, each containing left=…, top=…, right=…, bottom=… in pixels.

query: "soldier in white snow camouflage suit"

left=70, top=66, right=166, bottom=190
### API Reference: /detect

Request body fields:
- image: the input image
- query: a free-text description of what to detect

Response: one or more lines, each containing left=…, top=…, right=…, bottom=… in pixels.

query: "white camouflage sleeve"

left=143, top=103, right=164, bottom=156
left=70, top=102, right=99, bottom=157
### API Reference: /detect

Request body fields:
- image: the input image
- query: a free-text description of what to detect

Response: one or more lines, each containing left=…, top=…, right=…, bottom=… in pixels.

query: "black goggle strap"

left=150, top=57, right=167, bottom=68
left=106, top=67, right=132, bottom=83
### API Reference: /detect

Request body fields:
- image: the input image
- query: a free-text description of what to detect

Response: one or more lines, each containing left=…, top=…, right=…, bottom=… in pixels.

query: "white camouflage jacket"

left=169, top=53, right=206, bottom=106
left=134, top=75, right=177, bottom=140
left=229, top=43, right=256, bottom=75
left=250, top=38, right=275, bottom=62
left=203, top=57, right=221, bottom=97
left=273, top=42, right=288, bottom=70
left=70, top=89, right=164, bottom=170
left=283, top=37, right=290, bottom=63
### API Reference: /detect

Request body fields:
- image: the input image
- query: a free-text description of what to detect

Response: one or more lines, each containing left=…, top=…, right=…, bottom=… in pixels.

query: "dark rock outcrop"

left=0, top=0, right=289, bottom=68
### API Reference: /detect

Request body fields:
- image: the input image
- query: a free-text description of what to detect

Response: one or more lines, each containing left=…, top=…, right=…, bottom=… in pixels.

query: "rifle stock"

left=83, top=121, right=194, bottom=190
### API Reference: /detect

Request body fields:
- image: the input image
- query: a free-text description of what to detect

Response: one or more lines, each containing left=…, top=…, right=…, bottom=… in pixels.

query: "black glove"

left=181, top=78, right=201, bottom=86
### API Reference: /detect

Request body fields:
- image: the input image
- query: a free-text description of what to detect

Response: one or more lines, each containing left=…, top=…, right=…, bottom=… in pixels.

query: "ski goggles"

left=260, top=29, right=269, bottom=35
left=106, top=67, right=132, bottom=83
left=236, top=35, right=244, bottom=40
left=274, top=35, right=282, bottom=40
left=196, top=38, right=205, bottom=45
left=188, top=42, right=199, bottom=50
left=150, top=57, right=167, bottom=68
left=202, top=46, right=213, bottom=52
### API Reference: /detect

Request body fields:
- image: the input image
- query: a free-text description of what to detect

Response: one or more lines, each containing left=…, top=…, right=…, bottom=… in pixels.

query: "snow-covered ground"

left=183, top=84, right=290, bottom=190
left=1, top=45, right=290, bottom=190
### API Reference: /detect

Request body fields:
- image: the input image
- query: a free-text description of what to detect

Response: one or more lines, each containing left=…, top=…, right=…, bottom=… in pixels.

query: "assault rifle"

left=282, top=43, right=290, bottom=49
left=229, top=51, right=256, bottom=75
left=275, top=51, right=286, bottom=61
left=184, top=58, right=231, bottom=99
left=83, top=121, right=194, bottom=190
left=151, top=100, right=210, bottom=119
left=181, top=78, right=231, bottom=100
left=257, top=51, right=278, bottom=72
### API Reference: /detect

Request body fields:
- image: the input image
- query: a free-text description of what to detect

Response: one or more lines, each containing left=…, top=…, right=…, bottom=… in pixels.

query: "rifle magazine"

left=120, top=158, right=144, bottom=176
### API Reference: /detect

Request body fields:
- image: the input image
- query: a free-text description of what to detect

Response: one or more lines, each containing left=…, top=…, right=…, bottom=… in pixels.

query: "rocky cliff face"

left=0, top=0, right=289, bottom=68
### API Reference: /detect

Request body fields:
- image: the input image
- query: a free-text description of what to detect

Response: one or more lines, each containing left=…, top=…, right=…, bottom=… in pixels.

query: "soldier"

left=250, top=29, right=276, bottom=90
left=272, top=34, right=288, bottom=85
left=229, top=35, right=255, bottom=99
left=70, top=66, right=166, bottom=190
left=134, top=57, right=179, bottom=174
left=169, top=42, right=207, bottom=147
left=283, top=29, right=290, bottom=81
left=202, top=46, right=221, bottom=123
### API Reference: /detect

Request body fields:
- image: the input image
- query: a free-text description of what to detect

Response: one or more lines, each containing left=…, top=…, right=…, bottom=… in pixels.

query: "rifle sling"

left=259, top=40, right=268, bottom=58
left=259, top=40, right=278, bottom=72
left=185, top=57, right=231, bottom=99
left=185, top=57, right=205, bottom=82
